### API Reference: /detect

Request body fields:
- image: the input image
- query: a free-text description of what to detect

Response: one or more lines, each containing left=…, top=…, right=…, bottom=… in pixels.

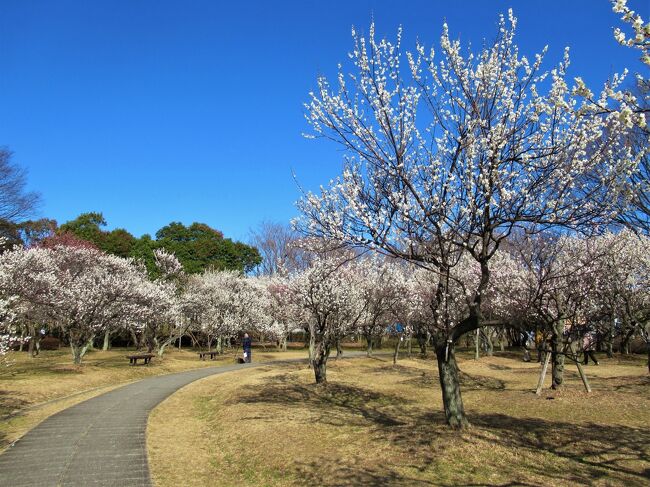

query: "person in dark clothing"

left=583, top=330, right=599, bottom=365
left=242, top=333, right=252, bottom=363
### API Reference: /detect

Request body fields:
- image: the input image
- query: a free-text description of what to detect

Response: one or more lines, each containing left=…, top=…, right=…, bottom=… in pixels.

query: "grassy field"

left=0, top=345, right=309, bottom=452
left=148, top=351, right=650, bottom=487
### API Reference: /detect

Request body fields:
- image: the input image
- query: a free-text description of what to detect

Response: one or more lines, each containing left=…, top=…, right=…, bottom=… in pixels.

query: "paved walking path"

left=0, top=360, right=281, bottom=487
left=0, top=352, right=374, bottom=486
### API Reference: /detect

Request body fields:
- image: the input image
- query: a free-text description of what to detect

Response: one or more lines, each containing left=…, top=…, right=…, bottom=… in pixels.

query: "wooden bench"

left=126, top=353, right=155, bottom=365
left=198, top=351, right=219, bottom=360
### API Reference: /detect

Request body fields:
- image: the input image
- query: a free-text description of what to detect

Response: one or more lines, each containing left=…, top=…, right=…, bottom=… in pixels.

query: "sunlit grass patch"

left=148, top=353, right=649, bottom=486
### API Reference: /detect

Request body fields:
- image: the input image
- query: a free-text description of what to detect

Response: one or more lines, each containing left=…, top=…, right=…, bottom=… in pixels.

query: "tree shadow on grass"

left=485, top=362, right=515, bottom=371
left=459, top=371, right=506, bottom=390
left=587, top=374, right=650, bottom=393
left=293, top=460, right=437, bottom=486
left=232, top=373, right=408, bottom=428
left=366, top=362, right=507, bottom=391
left=0, top=389, right=29, bottom=418
left=0, top=390, right=30, bottom=451
left=232, top=365, right=649, bottom=486
left=466, top=413, right=650, bottom=485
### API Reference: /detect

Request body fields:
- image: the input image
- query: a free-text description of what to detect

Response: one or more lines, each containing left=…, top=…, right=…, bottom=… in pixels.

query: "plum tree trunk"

left=606, top=337, right=614, bottom=358
left=484, top=329, right=494, bottom=356
left=313, top=342, right=330, bottom=384
left=366, top=334, right=373, bottom=357
left=130, top=330, right=141, bottom=350
left=28, top=324, right=37, bottom=358
left=620, top=326, right=634, bottom=354
left=435, top=342, right=468, bottom=429
left=308, top=332, right=315, bottom=367
left=18, top=326, right=24, bottom=352
left=102, top=330, right=111, bottom=351
left=417, top=331, right=428, bottom=357
left=71, top=340, right=92, bottom=365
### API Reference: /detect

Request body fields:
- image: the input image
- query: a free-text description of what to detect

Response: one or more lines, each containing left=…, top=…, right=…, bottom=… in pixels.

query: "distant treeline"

left=0, top=212, right=261, bottom=276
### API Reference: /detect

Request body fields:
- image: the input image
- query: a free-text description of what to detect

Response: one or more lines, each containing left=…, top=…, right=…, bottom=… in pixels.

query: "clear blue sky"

left=0, top=0, right=646, bottom=242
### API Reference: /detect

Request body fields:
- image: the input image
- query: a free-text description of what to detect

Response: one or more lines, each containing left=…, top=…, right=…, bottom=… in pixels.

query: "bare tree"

left=250, top=221, right=310, bottom=275
left=0, top=148, right=40, bottom=224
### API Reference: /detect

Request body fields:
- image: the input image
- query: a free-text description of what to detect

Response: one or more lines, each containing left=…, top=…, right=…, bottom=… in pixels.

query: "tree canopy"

left=55, top=214, right=261, bottom=275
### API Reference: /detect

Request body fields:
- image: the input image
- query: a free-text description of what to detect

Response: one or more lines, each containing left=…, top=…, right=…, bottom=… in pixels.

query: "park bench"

left=198, top=351, right=219, bottom=360
left=126, top=353, right=155, bottom=365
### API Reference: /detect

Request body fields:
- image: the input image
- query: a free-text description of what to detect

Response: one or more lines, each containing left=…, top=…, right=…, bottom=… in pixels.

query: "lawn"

left=0, top=345, right=308, bottom=452
left=147, top=351, right=650, bottom=487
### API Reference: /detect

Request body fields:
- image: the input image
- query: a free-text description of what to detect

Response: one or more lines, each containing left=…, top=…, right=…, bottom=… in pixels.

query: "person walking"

left=583, top=329, right=599, bottom=365
left=242, top=333, right=252, bottom=363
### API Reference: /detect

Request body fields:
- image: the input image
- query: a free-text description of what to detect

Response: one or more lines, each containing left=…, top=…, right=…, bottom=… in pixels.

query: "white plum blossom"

left=183, top=270, right=270, bottom=352
left=263, top=274, right=308, bottom=351
left=153, top=248, right=184, bottom=279
left=0, top=245, right=176, bottom=364
left=290, top=252, right=366, bottom=383
left=612, top=0, right=650, bottom=66
left=296, top=12, right=639, bottom=428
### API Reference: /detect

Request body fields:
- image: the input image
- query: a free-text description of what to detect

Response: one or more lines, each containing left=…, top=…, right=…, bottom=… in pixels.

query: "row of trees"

left=0, top=244, right=180, bottom=363
left=1, top=225, right=647, bottom=411
left=0, top=2, right=647, bottom=433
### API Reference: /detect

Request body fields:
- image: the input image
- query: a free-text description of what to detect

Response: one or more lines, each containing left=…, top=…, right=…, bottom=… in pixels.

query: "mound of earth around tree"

left=147, top=354, right=650, bottom=486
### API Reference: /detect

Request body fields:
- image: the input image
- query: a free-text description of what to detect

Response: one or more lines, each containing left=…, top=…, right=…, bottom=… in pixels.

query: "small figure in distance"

left=243, top=333, right=252, bottom=363
left=583, top=329, right=599, bottom=366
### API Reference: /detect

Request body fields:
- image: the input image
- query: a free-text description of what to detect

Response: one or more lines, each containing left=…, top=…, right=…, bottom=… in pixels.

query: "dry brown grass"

left=0, top=346, right=307, bottom=451
left=148, top=351, right=650, bottom=487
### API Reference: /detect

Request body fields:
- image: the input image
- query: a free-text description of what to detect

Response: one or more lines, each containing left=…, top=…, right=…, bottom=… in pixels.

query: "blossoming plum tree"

left=589, top=230, right=650, bottom=369
left=184, top=270, right=270, bottom=353
left=291, top=253, right=366, bottom=383
left=296, top=12, right=638, bottom=427
left=0, top=245, right=178, bottom=364
left=264, top=274, right=307, bottom=351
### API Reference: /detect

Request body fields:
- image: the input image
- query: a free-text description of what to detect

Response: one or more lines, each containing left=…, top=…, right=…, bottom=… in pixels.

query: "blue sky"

left=0, top=0, right=646, bottom=242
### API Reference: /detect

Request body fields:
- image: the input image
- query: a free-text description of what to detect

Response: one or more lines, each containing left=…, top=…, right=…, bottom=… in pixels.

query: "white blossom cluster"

left=486, top=230, right=650, bottom=345
left=0, top=245, right=178, bottom=364
left=612, top=0, right=650, bottom=66
left=183, top=270, right=271, bottom=350
left=296, top=11, right=643, bottom=352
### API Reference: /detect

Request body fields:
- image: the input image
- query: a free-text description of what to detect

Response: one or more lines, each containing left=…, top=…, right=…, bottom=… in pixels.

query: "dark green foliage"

left=129, top=234, right=159, bottom=277
left=57, top=212, right=137, bottom=258
left=58, top=212, right=107, bottom=244
left=154, top=222, right=261, bottom=274
left=57, top=213, right=261, bottom=276
left=0, top=218, right=56, bottom=252
left=102, top=228, right=136, bottom=258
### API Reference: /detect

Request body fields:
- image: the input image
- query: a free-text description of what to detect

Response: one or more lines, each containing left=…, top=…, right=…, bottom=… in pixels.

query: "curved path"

left=0, top=360, right=286, bottom=487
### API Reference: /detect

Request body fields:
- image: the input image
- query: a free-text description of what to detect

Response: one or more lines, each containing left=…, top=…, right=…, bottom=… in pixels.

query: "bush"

left=39, top=336, right=60, bottom=350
